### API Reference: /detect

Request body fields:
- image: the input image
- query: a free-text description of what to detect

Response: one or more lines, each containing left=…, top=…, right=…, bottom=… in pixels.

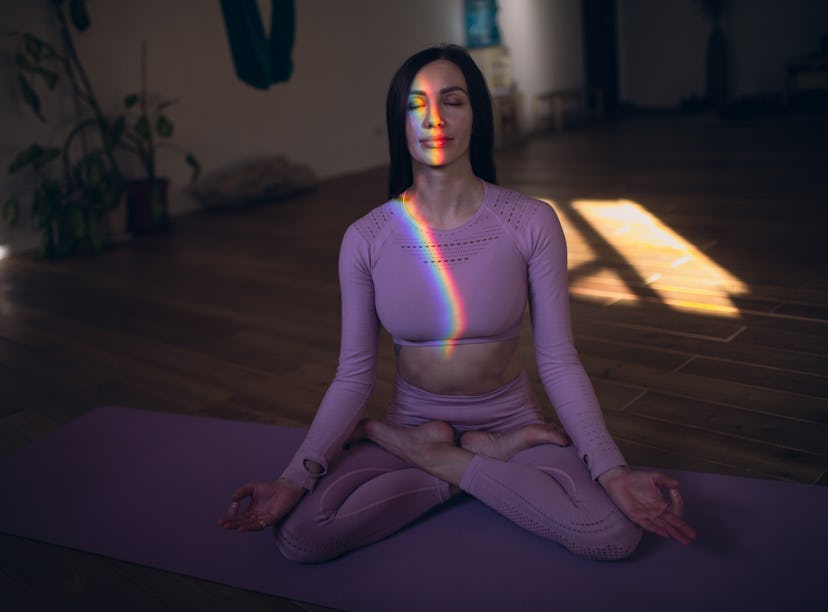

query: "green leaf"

left=31, top=147, right=61, bottom=171
left=156, top=99, right=178, bottom=111
left=23, top=33, right=47, bottom=61
left=69, top=0, right=91, bottom=31
left=134, top=115, right=151, bottom=140
left=15, top=52, right=36, bottom=71
left=40, top=67, right=60, bottom=90
left=76, top=153, right=105, bottom=189
left=101, top=176, right=123, bottom=212
left=105, top=116, right=126, bottom=150
left=124, top=93, right=140, bottom=109
left=33, top=179, right=61, bottom=227
left=72, top=205, right=85, bottom=239
left=8, top=147, right=36, bottom=173
left=2, top=197, right=20, bottom=226
left=7, top=144, right=57, bottom=173
left=18, top=74, right=45, bottom=121
left=156, top=114, right=174, bottom=138
left=185, top=154, right=201, bottom=183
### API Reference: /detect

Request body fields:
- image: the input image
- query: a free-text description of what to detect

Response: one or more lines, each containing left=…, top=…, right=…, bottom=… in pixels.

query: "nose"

left=423, top=104, right=445, bottom=128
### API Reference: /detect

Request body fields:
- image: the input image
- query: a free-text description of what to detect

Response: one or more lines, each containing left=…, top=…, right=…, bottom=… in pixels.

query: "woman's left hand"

left=599, top=467, right=697, bottom=545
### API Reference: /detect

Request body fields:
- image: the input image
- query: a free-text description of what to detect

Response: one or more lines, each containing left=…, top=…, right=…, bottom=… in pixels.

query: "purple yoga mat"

left=0, top=406, right=826, bottom=611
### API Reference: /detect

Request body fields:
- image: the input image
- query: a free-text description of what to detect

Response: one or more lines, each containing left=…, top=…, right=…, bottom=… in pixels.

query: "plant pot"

left=126, top=178, right=170, bottom=233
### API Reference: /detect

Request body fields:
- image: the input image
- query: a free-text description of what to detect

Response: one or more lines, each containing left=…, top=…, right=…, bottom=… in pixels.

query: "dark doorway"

left=582, top=0, right=620, bottom=112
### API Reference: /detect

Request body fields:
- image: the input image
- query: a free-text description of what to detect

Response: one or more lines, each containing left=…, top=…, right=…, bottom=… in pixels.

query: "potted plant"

left=116, top=41, right=200, bottom=233
left=2, top=1, right=200, bottom=255
left=3, top=0, right=125, bottom=258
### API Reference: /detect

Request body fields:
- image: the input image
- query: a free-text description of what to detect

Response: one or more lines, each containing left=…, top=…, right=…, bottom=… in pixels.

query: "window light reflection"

left=541, top=198, right=747, bottom=318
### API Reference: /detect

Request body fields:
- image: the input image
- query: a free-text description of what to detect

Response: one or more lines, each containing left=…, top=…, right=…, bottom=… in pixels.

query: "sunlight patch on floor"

left=540, top=198, right=747, bottom=318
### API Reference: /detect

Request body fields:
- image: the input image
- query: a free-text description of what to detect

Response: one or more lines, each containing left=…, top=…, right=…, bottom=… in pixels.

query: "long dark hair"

left=386, top=44, right=497, bottom=199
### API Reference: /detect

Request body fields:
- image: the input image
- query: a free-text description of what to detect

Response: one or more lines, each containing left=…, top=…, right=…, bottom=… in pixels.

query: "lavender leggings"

left=276, top=372, right=642, bottom=562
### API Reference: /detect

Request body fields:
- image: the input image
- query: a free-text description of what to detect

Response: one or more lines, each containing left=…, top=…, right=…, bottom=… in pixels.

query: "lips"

left=421, top=137, right=452, bottom=147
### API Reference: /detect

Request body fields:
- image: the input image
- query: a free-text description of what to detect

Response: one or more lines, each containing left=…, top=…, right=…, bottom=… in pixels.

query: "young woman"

left=219, top=44, right=696, bottom=562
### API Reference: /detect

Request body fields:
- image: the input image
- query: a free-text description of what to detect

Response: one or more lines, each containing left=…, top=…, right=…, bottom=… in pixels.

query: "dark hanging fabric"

left=219, top=0, right=295, bottom=90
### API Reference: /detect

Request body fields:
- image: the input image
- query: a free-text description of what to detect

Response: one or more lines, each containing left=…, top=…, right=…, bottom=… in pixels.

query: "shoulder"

left=483, top=182, right=563, bottom=242
left=345, top=199, right=399, bottom=246
left=340, top=199, right=400, bottom=269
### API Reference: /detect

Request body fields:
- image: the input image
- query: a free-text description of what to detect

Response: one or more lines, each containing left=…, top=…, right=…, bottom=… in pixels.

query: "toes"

left=547, top=425, right=570, bottom=446
left=425, top=420, right=457, bottom=444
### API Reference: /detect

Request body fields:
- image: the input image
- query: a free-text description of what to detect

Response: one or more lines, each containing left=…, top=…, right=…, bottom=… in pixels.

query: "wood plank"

left=626, top=391, right=828, bottom=455
left=678, top=356, right=828, bottom=398
left=581, top=354, right=828, bottom=424
left=571, top=319, right=828, bottom=376
left=604, top=411, right=826, bottom=483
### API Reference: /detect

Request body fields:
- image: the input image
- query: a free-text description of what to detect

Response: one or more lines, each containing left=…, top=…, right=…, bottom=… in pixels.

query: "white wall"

left=0, top=0, right=465, bottom=254
left=498, top=0, right=585, bottom=131
left=616, top=0, right=828, bottom=108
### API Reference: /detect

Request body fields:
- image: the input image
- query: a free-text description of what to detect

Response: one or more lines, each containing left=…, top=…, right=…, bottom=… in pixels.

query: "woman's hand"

left=217, top=478, right=304, bottom=532
left=599, top=467, right=697, bottom=545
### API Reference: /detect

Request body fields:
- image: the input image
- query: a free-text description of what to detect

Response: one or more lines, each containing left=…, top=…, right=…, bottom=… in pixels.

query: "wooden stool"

left=533, top=88, right=604, bottom=132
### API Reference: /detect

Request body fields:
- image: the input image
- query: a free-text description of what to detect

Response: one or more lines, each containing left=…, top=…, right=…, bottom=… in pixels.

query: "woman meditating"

left=219, top=44, right=696, bottom=561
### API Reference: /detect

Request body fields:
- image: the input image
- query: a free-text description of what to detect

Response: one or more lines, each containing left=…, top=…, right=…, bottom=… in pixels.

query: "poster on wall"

left=465, top=0, right=501, bottom=48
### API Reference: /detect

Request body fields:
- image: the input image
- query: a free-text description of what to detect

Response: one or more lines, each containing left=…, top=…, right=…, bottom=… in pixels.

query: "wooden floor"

left=1, top=113, right=826, bottom=610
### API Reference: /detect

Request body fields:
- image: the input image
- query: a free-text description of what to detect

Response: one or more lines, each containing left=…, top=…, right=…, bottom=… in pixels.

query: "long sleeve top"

left=279, top=181, right=626, bottom=489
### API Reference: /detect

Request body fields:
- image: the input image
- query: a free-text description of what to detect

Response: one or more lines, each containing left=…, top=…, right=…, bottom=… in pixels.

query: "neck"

left=406, top=160, right=483, bottom=228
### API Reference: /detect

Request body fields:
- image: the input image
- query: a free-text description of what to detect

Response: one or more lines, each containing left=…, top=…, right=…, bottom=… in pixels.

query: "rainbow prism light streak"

left=399, top=196, right=467, bottom=358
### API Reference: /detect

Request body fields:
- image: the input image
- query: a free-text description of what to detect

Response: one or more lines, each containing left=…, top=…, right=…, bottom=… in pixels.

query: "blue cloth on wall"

left=219, top=0, right=295, bottom=90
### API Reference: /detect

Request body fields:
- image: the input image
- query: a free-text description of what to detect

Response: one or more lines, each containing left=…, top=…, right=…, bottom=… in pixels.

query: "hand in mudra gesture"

left=599, top=467, right=697, bottom=545
left=218, top=478, right=304, bottom=532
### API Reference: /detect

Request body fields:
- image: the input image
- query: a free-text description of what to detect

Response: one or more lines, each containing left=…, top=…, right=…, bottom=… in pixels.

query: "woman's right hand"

left=217, top=478, right=304, bottom=532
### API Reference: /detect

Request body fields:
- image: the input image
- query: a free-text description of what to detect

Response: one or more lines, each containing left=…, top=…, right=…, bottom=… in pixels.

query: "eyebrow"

left=409, top=86, right=468, bottom=96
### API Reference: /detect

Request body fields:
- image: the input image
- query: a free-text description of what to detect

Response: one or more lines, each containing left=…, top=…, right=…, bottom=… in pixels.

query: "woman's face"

left=405, top=59, right=473, bottom=170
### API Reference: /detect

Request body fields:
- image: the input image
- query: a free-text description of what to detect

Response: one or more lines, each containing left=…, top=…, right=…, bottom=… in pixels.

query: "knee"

left=568, top=518, right=643, bottom=561
left=275, top=518, right=340, bottom=563
left=275, top=502, right=353, bottom=563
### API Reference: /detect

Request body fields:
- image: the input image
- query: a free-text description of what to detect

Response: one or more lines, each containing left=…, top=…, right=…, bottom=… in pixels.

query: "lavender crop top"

left=279, top=182, right=626, bottom=488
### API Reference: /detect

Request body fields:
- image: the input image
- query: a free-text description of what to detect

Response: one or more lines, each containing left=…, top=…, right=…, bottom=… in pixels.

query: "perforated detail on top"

left=352, top=203, right=395, bottom=243
left=488, top=185, right=542, bottom=233
left=392, top=227, right=500, bottom=269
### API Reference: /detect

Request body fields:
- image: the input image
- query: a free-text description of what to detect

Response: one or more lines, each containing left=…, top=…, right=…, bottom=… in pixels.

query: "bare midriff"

left=397, top=337, right=523, bottom=396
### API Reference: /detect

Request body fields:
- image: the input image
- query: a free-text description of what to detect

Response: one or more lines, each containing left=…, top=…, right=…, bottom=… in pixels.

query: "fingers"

left=664, top=511, right=697, bottom=543
left=217, top=483, right=257, bottom=527
left=637, top=505, right=697, bottom=545
left=235, top=516, right=271, bottom=532
left=651, top=471, right=681, bottom=491
left=656, top=512, right=696, bottom=545
left=220, top=500, right=241, bottom=522
left=231, top=483, right=256, bottom=502
left=668, top=488, right=684, bottom=517
left=638, top=517, right=670, bottom=539
left=219, top=511, right=274, bottom=531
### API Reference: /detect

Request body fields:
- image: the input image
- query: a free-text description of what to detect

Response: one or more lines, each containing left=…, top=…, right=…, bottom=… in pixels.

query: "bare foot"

left=362, top=419, right=455, bottom=463
left=460, top=423, right=570, bottom=462
left=361, top=419, right=470, bottom=487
